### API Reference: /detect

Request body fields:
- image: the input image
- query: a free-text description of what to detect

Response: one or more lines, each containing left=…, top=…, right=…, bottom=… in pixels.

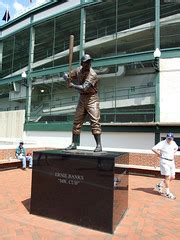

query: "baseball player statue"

left=63, top=54, right=102, bottom=152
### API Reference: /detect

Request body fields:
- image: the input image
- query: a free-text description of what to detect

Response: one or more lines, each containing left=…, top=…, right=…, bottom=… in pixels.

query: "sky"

left=0, top=0, right=47, bottom=25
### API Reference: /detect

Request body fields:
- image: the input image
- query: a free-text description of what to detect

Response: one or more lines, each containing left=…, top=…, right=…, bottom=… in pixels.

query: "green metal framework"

left=0, top=0, right=180, bottom=126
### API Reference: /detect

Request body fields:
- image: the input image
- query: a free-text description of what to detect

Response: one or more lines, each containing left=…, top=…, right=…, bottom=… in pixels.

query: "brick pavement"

left=0, top=169, right=179, bottom=240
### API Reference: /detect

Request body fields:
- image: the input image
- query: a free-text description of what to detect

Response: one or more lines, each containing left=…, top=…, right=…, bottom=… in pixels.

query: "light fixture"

left=21, top=71, right=28, bottom=87
left=21, top=71, right=27, bottom=79
left=40, top=89, right=45, bottom=93
left=153, top=48, right=161, bottom=72
left=153, top=48, right=161, bottom=58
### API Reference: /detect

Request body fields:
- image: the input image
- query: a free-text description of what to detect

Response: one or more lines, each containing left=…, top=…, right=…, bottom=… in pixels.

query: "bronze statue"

left=63, top=54, right=102, bottom=152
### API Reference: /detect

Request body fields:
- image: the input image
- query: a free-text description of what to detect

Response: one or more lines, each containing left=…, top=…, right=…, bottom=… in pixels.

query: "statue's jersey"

left=71, top=67, right=98, bottom=94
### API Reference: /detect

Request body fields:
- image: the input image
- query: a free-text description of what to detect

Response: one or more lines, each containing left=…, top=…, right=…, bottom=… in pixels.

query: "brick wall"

left=128, top=153, right=180, bottom=168
left=111, top=152, right=180, bottom=169
left=0, top=149, right=180, bottom=169
left=129, top=153, right=159, bottom=167
left=0, top=148, right=51, bottom=161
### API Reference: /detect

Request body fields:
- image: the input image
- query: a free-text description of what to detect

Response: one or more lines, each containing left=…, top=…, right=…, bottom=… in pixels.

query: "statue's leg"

left=65, top=134, right=79, bottom=150
left=66, top=97, right=86, bottom=150
left=93, top=134, right=102, bottom=152
left=86, top=94, right=102, bottom=152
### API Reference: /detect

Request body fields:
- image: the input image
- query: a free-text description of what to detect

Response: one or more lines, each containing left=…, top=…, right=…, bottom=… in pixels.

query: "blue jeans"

left=18, top=155, right=33, bottom=168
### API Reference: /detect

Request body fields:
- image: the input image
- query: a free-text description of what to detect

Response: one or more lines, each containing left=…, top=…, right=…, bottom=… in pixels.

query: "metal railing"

left=30, top=84, right=155, bottom=122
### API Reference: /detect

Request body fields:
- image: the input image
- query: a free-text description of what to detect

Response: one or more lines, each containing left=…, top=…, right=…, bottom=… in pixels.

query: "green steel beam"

left=31, top=51, right=155, bottom=78
left=154, top=1, right=160, bottom=122
left=84, top=0, right=102, bottom=3
left=79, top=0, right=103, bottom=61
left=155, top=131, right=160, bottom=145
left=24, top=122, right=180, bottom=133
left=155, top=0, right=160, bottom=50
left=0, top=48, right=180, bottom=86
left=161, top=48, right=180, bottom=58
left=26, top=19, right=35, bottom=122
left=0, top=41, right=3, bottom=72
left=84, top=124, right=180, bottom=133
left=24, top=122, right=72, bottom=131
left=155, top=73, right=160, bottom=122
left=93, top=51, right=155, bottom=67
left=0, top=74, right=22, bottom=85
left=79, top=0, right=86, bottom=60
left=30, top=63, right=79, bottom=78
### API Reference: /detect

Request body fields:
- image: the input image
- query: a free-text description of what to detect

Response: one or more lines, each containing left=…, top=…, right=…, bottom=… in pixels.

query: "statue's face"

left=82, top=60, right=91, bottom=71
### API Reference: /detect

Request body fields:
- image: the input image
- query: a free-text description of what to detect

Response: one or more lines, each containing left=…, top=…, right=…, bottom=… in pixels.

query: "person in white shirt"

left=152, top=133, right=178, bottom=200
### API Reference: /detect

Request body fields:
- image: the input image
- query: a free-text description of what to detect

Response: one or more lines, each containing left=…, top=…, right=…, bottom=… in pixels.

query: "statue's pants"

left=72, top=93, right=101, bottom=135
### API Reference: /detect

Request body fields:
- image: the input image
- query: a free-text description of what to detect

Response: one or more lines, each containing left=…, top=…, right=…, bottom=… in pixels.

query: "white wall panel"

left=33, top=0, right=81, bottom=23
left=160, top=58, right=180, bottom=122
left=1, top=19, right=30, bottom=37
left=0, top=110, right=25, bottom=138
left=81, top=131, right=155, bottom=150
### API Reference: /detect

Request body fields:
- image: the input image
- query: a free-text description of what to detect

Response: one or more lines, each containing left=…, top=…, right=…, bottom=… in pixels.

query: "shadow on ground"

left=132, top=187, right=161, bottom=196
left=22, top=198, right=31, bottom=212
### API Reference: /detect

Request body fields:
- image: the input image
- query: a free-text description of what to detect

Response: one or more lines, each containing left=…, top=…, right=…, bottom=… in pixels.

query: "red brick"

left=0, top=170, right=179, bottom=239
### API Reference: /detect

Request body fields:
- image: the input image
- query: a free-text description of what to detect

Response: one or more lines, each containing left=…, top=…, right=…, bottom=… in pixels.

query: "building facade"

left=0, top=0, right=180, bottom=148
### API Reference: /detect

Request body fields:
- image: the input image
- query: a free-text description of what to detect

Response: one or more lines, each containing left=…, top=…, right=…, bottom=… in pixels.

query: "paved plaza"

left=0, top=169, right=179, bottom=240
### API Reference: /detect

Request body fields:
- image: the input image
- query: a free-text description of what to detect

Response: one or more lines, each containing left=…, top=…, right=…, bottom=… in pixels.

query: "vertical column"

left=155, top=127, right=160, bottom=145
left=79, top=0, right=86, bottom=60
left=26, top=18, right=35, bottom=122
left=155, top=0, right=160, bottom=122
left=0, top=41, right=3, bottom=73
left=114, top=0, right=118, bottom=122
left=155, top=0, right=160, bottom=50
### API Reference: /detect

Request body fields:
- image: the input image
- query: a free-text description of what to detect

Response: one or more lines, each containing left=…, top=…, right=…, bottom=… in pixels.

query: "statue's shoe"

left=94, top=145, right=102, bottom=152
left=65, top=144, right=77, bottom=150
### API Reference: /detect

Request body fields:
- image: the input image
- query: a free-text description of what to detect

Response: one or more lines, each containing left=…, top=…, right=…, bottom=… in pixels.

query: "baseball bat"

left=68, top=35, right=74, bottom=81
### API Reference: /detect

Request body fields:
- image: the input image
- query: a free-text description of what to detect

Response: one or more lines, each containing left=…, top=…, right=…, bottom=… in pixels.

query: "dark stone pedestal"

left=30, top=150, right=129, bottom=233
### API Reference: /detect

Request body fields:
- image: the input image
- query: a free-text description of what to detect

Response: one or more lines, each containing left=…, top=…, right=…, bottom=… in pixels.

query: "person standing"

left=15, top=141, right=33, bottom=170
left=63, top=54, right=102, bottom=152
left=152, top=133, right=178, bottom=199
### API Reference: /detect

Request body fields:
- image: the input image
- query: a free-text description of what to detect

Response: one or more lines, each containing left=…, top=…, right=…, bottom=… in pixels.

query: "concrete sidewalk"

left=0, top=169, right=179, bottom=240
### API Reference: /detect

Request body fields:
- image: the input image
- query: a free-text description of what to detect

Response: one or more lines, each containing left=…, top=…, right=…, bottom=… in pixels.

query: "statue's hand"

left=67, top=82, right=74, bottom=88
left=63, top=73, right=73, bottom=88
left=63, top=72, right=70, bottom=81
